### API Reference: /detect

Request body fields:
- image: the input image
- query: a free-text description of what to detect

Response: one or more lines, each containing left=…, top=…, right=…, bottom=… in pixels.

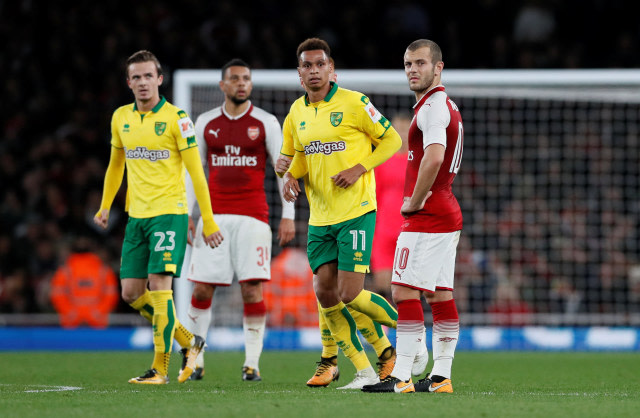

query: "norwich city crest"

left=330, top=112, right=343, bottom=127
left=155, top=122, right=167, bottom=136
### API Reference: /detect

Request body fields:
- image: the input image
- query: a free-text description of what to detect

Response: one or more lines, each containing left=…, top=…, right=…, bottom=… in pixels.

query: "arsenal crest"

left=247, top=126, right=260, bottom=140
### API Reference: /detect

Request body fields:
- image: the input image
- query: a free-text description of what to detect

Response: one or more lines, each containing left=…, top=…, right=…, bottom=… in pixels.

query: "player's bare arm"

left=187, top=216, right=196, bottom=246
left=330, top=163, right=367, bottom=189
left=401, top=143, right=444, bottom=217
left=282, top=172, right=301, bottom=202
left=277, top=218, right=295, bottom=246
left=275, top=155, right=292, bottom=176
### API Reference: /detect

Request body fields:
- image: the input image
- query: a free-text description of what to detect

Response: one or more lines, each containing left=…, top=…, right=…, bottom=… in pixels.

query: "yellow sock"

left=130, top=290, right=154, bottom=322
left=321, top=302, right=370, bottom=371
left=130, top=290, right=192, bottom=348
left=152, top=351, right=171, bottom=377
left=149, top=290, right=177, bottom=356
left=349, top=307, right=392, bottom=357
left=347, top=290, right=398, bottom=328
left=318, top=301, right=339, bottom=358
left=174, top=322, right=193, bottom=349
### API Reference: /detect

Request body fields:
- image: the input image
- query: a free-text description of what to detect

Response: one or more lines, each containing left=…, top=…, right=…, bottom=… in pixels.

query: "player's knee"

left=392, top=284, right=421, bottom=304
left=240, top=280, right=263, bottom=302
left=339, top=288, right=360, bottom=304
left=121, top=289, right=141, bottom=304
left=425, top=290, right=453, bottom=304
left=315, top=288, right=340, bottom=308
left=192, top=283, right=215, bottom=301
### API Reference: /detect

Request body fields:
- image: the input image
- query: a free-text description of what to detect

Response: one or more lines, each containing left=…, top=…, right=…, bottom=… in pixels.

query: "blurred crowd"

left=450, top=98, right=640, bottom=322
left=1, top=0, right=639, bottom=321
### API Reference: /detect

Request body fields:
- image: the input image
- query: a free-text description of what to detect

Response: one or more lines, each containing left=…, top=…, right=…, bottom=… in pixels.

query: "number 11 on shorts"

left=349, top=230, right=366, bottom=250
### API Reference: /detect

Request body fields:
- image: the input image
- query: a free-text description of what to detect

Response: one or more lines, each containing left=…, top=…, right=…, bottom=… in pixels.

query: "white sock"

left=392, top=321, right=425, bottom=381
left=243, top=314, right=266, bottom=369
left=413, top=327, right=429, bottom=375
left=187, top=304, right=211, bottom=368
left=431, top=319, right=459, bottom=379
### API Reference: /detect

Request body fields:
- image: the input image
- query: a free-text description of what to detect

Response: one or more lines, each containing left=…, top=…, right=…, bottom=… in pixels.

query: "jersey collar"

left=133, top=95, right=167, bottom=113
left=413, top=85, right=445, bottom=109
left=304, top=81, right=339, bottom=106
left=222, top=101, right=253, bottom=120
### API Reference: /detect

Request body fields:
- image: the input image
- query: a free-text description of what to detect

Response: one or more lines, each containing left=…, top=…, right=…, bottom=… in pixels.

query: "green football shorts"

left=307, top=211, right=376, bottom=274
left=120, top=214, right=188, bottom=279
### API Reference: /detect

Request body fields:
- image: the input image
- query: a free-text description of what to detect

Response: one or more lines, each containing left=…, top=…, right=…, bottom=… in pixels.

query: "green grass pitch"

left=1, top=351, right=639, bottom=417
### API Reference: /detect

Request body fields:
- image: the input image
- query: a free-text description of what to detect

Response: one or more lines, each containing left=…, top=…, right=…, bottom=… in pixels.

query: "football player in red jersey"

left=184, top=59, right=295, bottom=382
left=363, top=39, right=463, bottom=394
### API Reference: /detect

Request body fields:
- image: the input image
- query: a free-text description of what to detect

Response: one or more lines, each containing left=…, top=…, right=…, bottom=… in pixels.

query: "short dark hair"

left=221, top=58, right=250, bottom=80
left=126, top=50, right=162, bottom=77
left=406, top=39, right=443, bottom=63
left=296, top=38, right=331, bottom=62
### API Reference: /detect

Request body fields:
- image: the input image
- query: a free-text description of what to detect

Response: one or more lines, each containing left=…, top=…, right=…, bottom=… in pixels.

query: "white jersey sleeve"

left=185, top=114, right=210, bottom=217
left=416, top=90, right=451, bottom=149
left=264, top=115, right=295, bottom=220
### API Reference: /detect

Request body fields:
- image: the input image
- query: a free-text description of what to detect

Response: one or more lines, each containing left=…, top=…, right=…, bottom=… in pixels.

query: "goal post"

left=174, top=68, right=640, bottom=117
left=173, top=69, right=640, bottom=328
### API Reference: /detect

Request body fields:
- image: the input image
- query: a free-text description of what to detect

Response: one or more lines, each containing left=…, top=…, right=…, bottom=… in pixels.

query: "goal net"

left=173, top=69, right=640, bottom=328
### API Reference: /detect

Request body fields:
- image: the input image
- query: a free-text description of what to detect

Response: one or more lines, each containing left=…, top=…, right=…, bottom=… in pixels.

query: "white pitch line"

left=469, top=391, right=632, bottom=397
left=23, top=385, right=83, bottom=393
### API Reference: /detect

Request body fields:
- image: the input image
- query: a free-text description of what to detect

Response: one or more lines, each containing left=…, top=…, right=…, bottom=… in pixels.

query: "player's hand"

left=277, top=218, right=296, bottom=246
left=400, top=192, right=432, bottom=217
left=203, top=230, right=224, bottom=248
left=93, top=209, right=109, bottom=229
left=187, top=217, right=196, bottom=246
left=331, top=164, right=366, bottom=189
left=283, top=173, right=301, bottom=202
left=275, top=155, right=292, bottom=176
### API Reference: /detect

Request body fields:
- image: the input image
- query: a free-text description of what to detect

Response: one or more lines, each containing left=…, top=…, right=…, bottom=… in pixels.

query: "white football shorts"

left=391, top=230, right=461, bottom=293
left=189, top=214, right=272, bottom=285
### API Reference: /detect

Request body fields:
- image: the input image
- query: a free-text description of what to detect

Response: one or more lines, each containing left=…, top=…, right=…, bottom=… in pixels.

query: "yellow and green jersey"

left=280, top=113, right=295, bottom=157
left=111, top=96, right=197, bottom=218
left=286, top=82, right=401, bottom=226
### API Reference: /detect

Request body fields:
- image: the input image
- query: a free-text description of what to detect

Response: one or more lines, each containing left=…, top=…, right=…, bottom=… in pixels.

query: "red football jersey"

left=191, top=103, right=285, bottom=224
left=402, top=86, right=463, bottom=233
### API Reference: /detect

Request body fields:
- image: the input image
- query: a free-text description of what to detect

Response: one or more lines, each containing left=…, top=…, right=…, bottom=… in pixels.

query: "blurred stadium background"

left=1, top=1, right=639, bottom=351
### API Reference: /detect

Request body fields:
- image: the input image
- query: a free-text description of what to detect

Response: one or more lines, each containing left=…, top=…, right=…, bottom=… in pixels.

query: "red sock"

left=397, top=299, right=424, bottom=322
left=430, top=299, right=459, bottom=328
left=191, top=295, right=212, bottom=310
left=431, top=299, right=460, bottom=333
left=244, top=300, right=266, bottom=317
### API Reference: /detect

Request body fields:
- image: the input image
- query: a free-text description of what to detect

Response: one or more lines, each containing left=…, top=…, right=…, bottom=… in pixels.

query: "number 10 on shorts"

left=394, top=247, right=409, bottom=270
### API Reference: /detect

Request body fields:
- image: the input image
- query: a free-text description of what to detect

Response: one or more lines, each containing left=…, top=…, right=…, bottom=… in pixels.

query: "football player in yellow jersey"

left=94, top=50, right=223, bottom=384
left=282, top=38, right=403, bottom=389
left=276, top=69, right=399, bottom=388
